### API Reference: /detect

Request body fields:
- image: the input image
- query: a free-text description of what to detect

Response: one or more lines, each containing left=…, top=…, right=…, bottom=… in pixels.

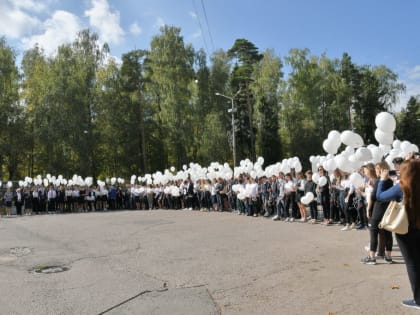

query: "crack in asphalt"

left=96, top=287, right=169, bottom=315
left=206, top=288, right=222, bottom=315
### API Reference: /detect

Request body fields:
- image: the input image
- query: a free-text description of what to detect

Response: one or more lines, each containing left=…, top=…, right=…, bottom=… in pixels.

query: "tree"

left=228, top=39, right=262, bottom=161
left=0, top=37, right=22, bottom=178
left=21, top=45, right=50, bottom=176
left=282, top=48, right=324, bottom=157
left=397, top=96, right=420, bottom=144
left=120, top=49, right=150, bottom=173
left=250, top=49, right=283, bottom=165
left=353, top=65, right=405, bottom=143
left=146, top=26, right=195, bottom=168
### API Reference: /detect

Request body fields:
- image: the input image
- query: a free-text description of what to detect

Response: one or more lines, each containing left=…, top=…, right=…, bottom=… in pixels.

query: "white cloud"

left=0, top=0, right=42, bottom=38
left=85, top=0, right=125, bottom=45
left=189, top=11, right=197, bottom=19
left=15, top=0, right=48, bottom=13
left=129, top=22, right=142, bottom=36
left=191, top=30, right=202, bottom=39
left=407, top=65, right=420, bottom=80
left=154, top=16, right=165, bottom=29
left=22, top=10, right=82, bottom=55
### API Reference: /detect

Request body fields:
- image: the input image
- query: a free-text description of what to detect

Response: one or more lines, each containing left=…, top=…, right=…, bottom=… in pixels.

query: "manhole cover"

left=33, top=265, right=70, bottom=274
left=10, top=247, right=31, bottom=257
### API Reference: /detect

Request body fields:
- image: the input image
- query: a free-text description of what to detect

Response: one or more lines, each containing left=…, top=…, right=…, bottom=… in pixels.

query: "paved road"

left=0, top=210, right=417, bottom=315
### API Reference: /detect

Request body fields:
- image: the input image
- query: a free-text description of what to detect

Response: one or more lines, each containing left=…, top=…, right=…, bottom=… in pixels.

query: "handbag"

left=378, top=201, right=408, bottom=235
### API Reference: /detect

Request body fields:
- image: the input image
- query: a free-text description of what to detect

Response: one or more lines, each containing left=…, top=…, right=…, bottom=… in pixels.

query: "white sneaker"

left=341, top=225, right=351, bottom=231
left=285, top=217, right=290, bottom=222
left=290, top=217, right=295, bottom=222
left=272, top=215, right=279, bottom=221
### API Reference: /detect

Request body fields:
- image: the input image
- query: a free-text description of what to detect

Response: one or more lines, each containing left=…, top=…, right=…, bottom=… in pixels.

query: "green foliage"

left=146, top=26, right=195, bottom=168
left=251, top=49, right=283, bottom=164
left=396, top=96, right=420, bottom=145
left=0, top=29, right=413, bottom=179
left=0, top=37, right=21, bottom=178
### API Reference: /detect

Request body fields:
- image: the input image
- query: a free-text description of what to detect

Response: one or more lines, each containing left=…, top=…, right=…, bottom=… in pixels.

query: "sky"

left=1, top=0, right=419, bottom=110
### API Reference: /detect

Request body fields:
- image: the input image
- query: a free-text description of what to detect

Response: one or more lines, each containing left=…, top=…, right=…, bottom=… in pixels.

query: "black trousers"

left=368, top=219, right=392, bottom=252
left=308, top=201, right=317, bottom=220
left=396, top=226, right=420, bottom=304
left=15, top=201, right=22, bottom=215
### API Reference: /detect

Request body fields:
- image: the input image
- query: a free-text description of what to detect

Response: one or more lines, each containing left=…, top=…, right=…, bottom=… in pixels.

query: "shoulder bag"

left=378, top=200, right=408, bottom=235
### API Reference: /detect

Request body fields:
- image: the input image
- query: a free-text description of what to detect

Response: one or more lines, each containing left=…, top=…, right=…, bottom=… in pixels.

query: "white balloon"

left=323, top=138, right=338, bottom=154
left=355, top=147, right=373, bottom=162
left=374, top=128, right=393, bottom=145
left=349, top=172, right=364, bottom=188
left=340, top=130, right=354, bottom=147
left=318, top=176, right=327, bottom=187
left=312, top=173, right=320, bottom=184
left=328, top=130, right=341, bottom=147
left=342, top=146, right=354, bottom=157
left=351, top=133, right=364, bottom=148
left=400, top=140, right=412, bottom=155
left=375, top=112, right=396, bottom=133
left=392, top=140, right=401, bottom=149
left=325, top=158, right=337, bottom=172
left=257, top=156, right=264, bottom=165
left=306, top=192, right=315, bottom=202
left=370, top=146, right=383, bottom=163
left=335, top=155, right=347, bottom=170
left=293, top=161, right=303, bottom=172
left=340, top=130, right=364, bottom=148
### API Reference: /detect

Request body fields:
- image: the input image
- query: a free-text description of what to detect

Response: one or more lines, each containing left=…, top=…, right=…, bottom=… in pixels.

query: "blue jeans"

left=275, top=198, right=284, bottom=217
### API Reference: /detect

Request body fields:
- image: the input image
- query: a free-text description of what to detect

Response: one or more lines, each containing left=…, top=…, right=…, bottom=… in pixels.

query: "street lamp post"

left=215, top=90, right=240, bottom=168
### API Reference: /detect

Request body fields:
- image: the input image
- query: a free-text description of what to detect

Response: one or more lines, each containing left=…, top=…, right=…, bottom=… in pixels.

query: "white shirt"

left=48, top=189, right=56, bottom=200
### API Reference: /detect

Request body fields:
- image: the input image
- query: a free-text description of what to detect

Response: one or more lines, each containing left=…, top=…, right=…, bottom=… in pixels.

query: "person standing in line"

left=284, top=173, right=299, bottom=222
left=4, top=187, right=13, bottom=217
left=272, top=173, right=285, bottom=221
left=39, top=186, right=47, bottom=214
left=304, top=171, right=317, bottom=224
left=32, top=186, right=39, bottom=214
left=15, top=188, right=23, bottom=216
left=316, top=166, right=331, bottom=225
left=295, top=172, right=307, bottom=222
left=376, top=155, right=420, bottom=310
left=47, top=185, right=57, bottom=213
left=360, top=162, right=393, bottom=265
left=24, top=188, right=33, bottom=215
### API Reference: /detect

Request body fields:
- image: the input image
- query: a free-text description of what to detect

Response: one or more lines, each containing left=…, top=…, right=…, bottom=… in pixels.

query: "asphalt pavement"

left=0, top=210, right=417, bottom=315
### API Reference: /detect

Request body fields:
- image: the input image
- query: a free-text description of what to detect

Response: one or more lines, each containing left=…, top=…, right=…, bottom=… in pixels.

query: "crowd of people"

left=1, top=153, right=419, bottom=310
left=0, top=157, right=407, bottom=226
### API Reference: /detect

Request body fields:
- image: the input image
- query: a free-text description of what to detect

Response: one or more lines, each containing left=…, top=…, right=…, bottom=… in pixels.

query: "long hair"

left=399, top=159, right=420, bottom=228
left=363, top=163, right=377, bottom=180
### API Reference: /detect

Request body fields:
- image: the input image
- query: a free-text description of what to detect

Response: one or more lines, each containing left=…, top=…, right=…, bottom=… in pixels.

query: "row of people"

left=2, top=168, right=369, bottom=227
